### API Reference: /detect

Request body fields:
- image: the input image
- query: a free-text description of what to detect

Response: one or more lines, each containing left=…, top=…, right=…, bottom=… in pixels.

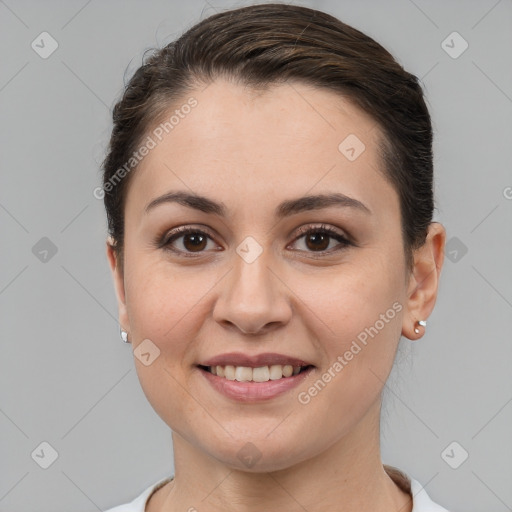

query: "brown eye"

left=290, top=225, right=351, bottom=254
left=162, top=227, right=219, bottom=255
left=182, top=233, right=208, bottom=252
left=304, top=232, right=330, bottom=251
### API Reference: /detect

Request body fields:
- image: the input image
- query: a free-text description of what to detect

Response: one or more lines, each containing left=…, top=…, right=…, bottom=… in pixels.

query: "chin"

left=196, top=428, right=315, bottom=474
left=216, top=446, right=310, bottom=474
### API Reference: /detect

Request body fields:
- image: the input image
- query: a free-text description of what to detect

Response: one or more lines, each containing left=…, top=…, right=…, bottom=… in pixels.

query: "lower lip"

left=198, top=367, right=314, bottom=402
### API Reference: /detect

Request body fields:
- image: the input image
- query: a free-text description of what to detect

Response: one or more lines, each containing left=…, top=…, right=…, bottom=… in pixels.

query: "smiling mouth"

left=198, top=364, right=314, bottom=382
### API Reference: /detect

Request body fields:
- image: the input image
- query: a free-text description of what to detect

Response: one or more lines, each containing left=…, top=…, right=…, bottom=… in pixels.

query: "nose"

left=212, top=248, right=292, bottom=335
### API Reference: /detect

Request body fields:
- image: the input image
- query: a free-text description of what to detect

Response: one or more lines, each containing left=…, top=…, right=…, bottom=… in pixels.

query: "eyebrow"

left=144, top=191, right=371, bottom=217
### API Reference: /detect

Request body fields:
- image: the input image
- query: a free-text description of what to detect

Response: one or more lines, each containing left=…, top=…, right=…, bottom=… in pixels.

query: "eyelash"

left=159, top=224, right=353, bottom=258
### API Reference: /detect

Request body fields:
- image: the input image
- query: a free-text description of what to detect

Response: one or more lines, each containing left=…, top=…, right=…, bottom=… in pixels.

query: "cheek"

left=291, top=265, right=404, bottom=437
left=292, top=250, right=405, bottom=386
left=124, top=253, right=208, bottom=342
left=123, top=255, right=211, bottom=430
left=298, top=254, right=403, bottom=339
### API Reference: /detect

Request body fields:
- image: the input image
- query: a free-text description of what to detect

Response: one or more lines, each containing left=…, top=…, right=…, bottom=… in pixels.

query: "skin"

left=107, top=78, right=445, bottom=512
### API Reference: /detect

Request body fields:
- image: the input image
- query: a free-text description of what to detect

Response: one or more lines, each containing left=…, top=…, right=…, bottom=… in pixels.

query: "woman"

left=102, top=3, right=448, bottom=511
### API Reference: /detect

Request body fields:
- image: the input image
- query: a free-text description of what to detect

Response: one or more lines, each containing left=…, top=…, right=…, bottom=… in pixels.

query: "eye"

left=160, top=226, right=220, bottom=255
left=159, top=224, right=352, bottom=257
left=289, top=224, right=352, bottom=254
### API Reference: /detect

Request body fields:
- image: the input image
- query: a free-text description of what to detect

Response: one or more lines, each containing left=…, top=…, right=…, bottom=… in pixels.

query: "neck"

left=156, top=401, right=412, bottom=512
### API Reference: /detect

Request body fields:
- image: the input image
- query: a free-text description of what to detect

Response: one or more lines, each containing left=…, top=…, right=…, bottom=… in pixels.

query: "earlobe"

left=106, top=238, right=129, bottom=331
left=402, top=222, right=446, bottom=340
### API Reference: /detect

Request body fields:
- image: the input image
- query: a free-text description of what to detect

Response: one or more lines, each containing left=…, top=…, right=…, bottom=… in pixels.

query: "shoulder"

left=103, top=477, right=173, bottom=512
left=384, top=465, right=450, bottom=512
left=410, top=477, right=451, bottom=512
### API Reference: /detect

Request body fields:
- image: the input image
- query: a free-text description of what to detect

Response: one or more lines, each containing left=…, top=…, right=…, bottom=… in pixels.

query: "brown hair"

left=102, top=3, right=434, bottom=271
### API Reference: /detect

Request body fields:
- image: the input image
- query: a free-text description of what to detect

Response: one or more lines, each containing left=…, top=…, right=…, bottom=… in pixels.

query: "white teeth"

left=206, top=364, right=306, bottom=381
left=269, top=365, right=282, bottom=380
left=235, top=366, right=252, bottom=382
left=225, top=365, right=236, bottom=381
left=282, top=365, right=293, bottom=377
left=252, top=366, right=270, bottom=382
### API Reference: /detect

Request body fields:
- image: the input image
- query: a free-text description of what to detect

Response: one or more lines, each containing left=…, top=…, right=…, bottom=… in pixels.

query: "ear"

left=402, top=222, right=446, bottom=340
left=106, top=238, right=129, bottom=332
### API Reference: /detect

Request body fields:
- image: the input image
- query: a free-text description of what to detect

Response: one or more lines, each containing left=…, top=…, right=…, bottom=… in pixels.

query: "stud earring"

left=414, top=320, right=427, bottom=334
left=120, top=328, right=130, bottom=343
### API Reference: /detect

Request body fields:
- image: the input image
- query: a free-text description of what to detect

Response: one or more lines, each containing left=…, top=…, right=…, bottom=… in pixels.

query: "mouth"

left=196, top=352, right=315, bottom=402
left=198, top=364, right=314, bottom=382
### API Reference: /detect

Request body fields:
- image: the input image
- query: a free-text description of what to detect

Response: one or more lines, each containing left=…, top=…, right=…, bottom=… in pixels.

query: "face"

left=109, top=78, right=430, bottom=472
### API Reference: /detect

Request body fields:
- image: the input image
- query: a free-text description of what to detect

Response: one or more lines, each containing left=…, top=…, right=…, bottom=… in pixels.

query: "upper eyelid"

left=293, top=224, right=347, bottom=238
left=164, top=223, right=347, bottom=239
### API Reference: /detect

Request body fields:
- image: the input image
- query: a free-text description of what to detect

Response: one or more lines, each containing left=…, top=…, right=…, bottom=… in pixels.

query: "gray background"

left=1, top=0, right=511, bottom=511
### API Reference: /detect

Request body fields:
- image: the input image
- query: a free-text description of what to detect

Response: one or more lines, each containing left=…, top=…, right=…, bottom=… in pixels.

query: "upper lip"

left=199, top=352, right=314, bottom=368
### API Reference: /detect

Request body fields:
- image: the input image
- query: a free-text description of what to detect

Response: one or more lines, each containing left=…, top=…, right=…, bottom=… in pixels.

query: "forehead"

left=126, top=78, right=396, bottom=217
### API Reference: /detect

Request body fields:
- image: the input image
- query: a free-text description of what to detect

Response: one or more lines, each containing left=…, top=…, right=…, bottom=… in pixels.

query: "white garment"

left=104, top=468, right=450, bottom=512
